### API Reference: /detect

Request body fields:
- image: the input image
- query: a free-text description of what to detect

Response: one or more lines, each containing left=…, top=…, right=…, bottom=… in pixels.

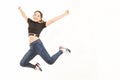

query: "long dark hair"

left=34, top=10, right=44, bottom=23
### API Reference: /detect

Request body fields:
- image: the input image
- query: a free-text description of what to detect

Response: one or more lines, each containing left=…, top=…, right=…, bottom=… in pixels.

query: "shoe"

left=59, top=46, right=71, bottom=53
left=35, top=62, right=42, bottom=71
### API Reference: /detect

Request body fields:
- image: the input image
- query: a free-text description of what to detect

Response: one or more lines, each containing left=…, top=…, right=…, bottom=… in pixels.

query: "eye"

left=37, top=14, right=41, bottom=17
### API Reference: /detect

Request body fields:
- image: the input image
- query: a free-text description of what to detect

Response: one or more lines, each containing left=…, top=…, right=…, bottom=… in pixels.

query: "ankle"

left=59, top=46, right=71, bottom=53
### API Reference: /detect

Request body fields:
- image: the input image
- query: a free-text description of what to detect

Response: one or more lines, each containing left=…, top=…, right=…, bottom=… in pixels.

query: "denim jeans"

left=20, top=39, right=63, bottom=69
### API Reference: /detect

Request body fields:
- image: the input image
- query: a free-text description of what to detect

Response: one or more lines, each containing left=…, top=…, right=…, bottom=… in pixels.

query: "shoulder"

left=27, top=18, right=33, bottom=23
left=40, top=21, right=46, bottom=28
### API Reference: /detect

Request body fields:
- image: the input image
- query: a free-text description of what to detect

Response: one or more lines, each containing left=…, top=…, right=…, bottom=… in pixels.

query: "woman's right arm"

left=18, top=6, right=28, bottom=21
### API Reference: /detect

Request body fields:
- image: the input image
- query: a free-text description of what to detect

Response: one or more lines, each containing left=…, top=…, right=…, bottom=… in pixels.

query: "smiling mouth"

left=33, top=17, right=37, bottom=20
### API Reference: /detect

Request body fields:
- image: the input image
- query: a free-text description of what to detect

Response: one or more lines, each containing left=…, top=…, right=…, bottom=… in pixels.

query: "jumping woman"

left=18, top=6, right=71, bottom=71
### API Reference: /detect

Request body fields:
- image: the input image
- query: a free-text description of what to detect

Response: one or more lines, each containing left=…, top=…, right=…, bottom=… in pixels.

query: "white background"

left=0, top=0, right=120, bottom=80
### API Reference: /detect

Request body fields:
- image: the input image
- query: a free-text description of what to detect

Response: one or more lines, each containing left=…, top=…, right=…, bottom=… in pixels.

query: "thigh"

left=35, top=42, right=51, bottom=60
left=20, top=47, right=37, bottom=63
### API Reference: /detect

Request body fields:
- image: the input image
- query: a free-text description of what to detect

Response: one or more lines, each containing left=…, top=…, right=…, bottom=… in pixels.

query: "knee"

left=46, top=60, right=54, bottom=65
left=20, top=61, right=26, bottom=67
left=48, top=62, right=54, bottom=65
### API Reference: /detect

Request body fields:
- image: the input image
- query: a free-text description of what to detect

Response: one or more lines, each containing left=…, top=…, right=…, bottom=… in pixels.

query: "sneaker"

left=35, top=62, right=42, bottom=71
left=59, top=46, right=71, bottom=53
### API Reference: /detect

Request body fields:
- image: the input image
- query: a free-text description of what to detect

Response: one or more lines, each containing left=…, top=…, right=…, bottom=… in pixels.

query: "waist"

left=28, top=33, right=39, bottom=43
left=28, top=33, right=39, bottom=37
left=30, top=39, right=42, bottom=46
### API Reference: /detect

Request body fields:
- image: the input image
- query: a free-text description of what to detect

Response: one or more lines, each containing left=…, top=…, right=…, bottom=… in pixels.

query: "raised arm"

left=46, top=10, right=69, bottom=26
left=18, top=6, right=28, bottom=21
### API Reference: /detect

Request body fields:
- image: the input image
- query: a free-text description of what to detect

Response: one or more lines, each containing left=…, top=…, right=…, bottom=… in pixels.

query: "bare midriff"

left=29, top=36, right=39, bottom=43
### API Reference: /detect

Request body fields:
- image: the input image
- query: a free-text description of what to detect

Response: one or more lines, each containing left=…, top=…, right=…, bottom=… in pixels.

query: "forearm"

left=18, top=7, right=27, bottom=20
left=51, top=13, right=66, bottom=22
left=46, top=10, right=69, bottom=26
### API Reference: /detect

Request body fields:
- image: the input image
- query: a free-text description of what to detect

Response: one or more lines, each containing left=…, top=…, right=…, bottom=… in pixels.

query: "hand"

left=64, top=10, right=69, bottom=16
left=18, top=6, right=21, bottom=10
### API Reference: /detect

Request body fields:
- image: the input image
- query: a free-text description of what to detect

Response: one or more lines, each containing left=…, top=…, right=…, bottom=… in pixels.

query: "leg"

left=20, top=46, right=37, bottom=69
left=34, top=40, right=63, bottom=65
left=41, top=48, right=63, bottom=64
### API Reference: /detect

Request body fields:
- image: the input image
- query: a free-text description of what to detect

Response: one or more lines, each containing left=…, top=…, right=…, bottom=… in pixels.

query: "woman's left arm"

left=46, top=10, right=69, bottom=26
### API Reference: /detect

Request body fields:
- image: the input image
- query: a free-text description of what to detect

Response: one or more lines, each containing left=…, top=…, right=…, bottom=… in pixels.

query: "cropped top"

left=27, top=18, right=46, bottom=37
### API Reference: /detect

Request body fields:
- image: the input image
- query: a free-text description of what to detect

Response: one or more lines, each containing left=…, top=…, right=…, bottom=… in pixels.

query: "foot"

left=59, top=46, right=71, bottom=53
left=35, top=62, right=42, bottom=71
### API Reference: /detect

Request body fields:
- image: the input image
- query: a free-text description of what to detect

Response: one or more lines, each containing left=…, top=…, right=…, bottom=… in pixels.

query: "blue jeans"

left=20, top=39, right=63, bottom=69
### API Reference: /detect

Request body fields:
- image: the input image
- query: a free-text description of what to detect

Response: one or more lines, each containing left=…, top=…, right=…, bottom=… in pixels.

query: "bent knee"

left=48, top=62, right=53, bottom=65
left=46, top=60, right=54, bottom=65
left=20, top=61, right=26, bottom=67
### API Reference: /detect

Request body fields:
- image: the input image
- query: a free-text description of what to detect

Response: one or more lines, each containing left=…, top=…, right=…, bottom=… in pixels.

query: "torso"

left=27, top=18, right=46, bottom=43
left=29, top=36, right=39, bottom=43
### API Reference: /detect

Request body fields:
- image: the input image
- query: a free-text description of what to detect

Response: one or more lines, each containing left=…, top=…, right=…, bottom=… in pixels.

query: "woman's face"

left=33, top=12, right=42, bottom=22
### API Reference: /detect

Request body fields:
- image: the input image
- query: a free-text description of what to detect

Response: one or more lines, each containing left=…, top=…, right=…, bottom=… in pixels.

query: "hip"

left=29, top=36, right=39, bottom=43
